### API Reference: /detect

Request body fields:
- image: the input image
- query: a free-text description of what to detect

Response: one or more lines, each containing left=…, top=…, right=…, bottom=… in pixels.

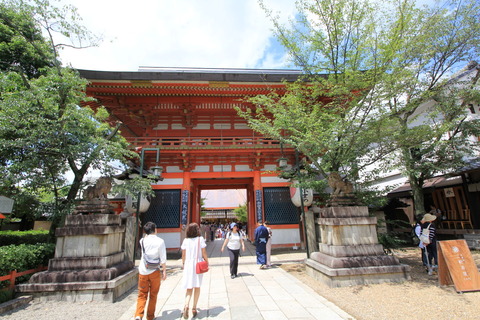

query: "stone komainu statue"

left=327, top=172, right=353, bottom=196
left=83, top=177, right=113, bottom=200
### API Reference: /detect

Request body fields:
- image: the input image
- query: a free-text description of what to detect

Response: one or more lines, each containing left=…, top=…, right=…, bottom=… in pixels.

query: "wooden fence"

left=0, top=266, right=47, bottom=290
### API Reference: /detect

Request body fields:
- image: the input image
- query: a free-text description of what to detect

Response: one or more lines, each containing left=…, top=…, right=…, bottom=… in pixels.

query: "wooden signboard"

left=438, top=239, right=480, bottom=292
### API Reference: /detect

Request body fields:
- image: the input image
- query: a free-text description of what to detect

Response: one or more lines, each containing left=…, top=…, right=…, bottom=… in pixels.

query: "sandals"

left=192, top=308, right=198, bottom=317
left=182, top=306, right=189, bottom=319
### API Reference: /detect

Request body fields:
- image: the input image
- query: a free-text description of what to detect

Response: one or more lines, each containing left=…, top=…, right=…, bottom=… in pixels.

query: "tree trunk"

left=409, top=177, right=426, bottom=216
left=401, top=146, right=426, bottom=216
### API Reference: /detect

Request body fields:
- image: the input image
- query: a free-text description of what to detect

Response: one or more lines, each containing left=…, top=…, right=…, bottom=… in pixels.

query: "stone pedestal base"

left=16, top=268, right=138, bottom=302
left=17, top=214, right=137, bottom=302
left=306, top=258, right=410, bottom=287
left=308, top=206, right=410, bottom=287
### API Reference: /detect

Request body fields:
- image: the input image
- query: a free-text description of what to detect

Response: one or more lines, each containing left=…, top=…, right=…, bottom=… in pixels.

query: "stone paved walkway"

left=119, top=238, right=355, bottom=320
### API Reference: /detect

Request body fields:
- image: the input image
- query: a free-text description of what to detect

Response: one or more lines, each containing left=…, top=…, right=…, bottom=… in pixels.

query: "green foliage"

left=0, top=230, right=53, bottom=246
left=0, top=1, right=54, bottom=77
left=377, top=233, right=407, bottom=255
left=0, top=243, right=55, bottom=288
left=200, top=197, right=207, bottom=217
left=377, top=0, right=480, bottom=214
left=233, top=204, right=248, bottom=223
left=0, top=0, right=138, bottom=229
left=250, top=0, right=480, bottom=209
left=111, top=175, right=155, bottom=199
left=377, top=218, right=411, bottom=254
left=0, top=181, right=40, bottom=228
left=0, top=289, right=14, bottom=304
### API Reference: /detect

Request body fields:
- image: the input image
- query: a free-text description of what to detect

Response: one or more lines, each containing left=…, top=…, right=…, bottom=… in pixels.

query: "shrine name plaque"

left=438, top=239, right=480, bottom=292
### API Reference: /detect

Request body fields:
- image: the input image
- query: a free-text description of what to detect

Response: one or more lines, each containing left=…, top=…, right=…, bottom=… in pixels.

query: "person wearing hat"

left=414, top=214, right=428, bottom=269
left=221, top=222, right=245, bottom=279
left=420, top=213, right=438, bottom=274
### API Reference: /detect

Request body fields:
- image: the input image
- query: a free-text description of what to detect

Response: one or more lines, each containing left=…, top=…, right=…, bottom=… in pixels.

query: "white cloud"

left=57, top=0, right=297, bottom=71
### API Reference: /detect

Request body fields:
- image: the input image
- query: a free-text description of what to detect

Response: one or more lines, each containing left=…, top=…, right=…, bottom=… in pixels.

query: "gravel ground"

left=281, top=247, right=480, bottom=320
left=1, top=285, right=139, bottom=320
left=2, top=247, right=479, bottom=320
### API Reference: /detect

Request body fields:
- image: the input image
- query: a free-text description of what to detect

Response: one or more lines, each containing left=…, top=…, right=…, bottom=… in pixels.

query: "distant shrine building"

left=79, top=68, right=303, bottom=249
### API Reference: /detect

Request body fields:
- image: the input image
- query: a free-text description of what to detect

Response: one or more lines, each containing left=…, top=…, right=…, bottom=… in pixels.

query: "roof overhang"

left=77, top=68, right=305, bottom=83
left=387, top=176, right=463, bottom=198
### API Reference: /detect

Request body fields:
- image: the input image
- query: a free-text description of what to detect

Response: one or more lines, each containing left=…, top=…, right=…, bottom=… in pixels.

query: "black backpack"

left=227, top=231, right=241, bottom=240
left=411, top=223, right=420, bottom=245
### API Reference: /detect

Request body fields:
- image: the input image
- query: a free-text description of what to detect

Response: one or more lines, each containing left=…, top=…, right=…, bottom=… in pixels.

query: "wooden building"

left=79, top=67, right=302, bottom=249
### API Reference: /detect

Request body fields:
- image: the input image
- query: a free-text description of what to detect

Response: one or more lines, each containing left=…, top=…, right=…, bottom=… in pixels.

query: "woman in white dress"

left=181, top=223, right=208, bottom=319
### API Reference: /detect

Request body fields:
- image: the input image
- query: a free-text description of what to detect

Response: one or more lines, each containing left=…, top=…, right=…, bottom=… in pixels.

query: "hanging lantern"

left=150, top=165, right=163, bottom=179
left=290, top=180, right=314, bottom=207
left=278, top=158, right=288, bottom=168
left=125, top=194, right=151, bottom=213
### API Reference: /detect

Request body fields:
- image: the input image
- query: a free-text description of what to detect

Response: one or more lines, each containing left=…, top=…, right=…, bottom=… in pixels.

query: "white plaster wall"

left=157, top=232, right=181, bottom=249
left=262, top=164, right=277, bottom=171
left=234, top=123, right=250, bottom=129
left=271, top=228, right=300, bottom=246
left=193, top=123, right=211, bottom=129
left=213, top=123, right=231, bottom=129
left=261, top=176, right=289, bottom=183
left=153, top=124, right=168, bottom=130
left=193, top=165, right=210, bottom=172
left=235, top=165, right=251, bottom=172
left=158, top=178, right=183, bottom=185
left=171, top=123, right=185, bottom=130
left=213, top=165, right=232, bottom=172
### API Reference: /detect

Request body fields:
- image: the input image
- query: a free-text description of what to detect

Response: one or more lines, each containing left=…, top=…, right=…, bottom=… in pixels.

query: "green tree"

left=377, top=1, right=480, bottom=214
left=0, top=0, right=138, bottom=229
left=240, top=0, right=404, bottom=197
left=233, top=204, right=247, bottom=223
left=244, top=0, right=480, bottom=211
left=200, top=198, right=207, bottom=217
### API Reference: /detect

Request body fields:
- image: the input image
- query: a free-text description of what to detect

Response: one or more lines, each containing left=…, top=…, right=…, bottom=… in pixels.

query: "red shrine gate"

left=80, top=68, right=304, bottom=249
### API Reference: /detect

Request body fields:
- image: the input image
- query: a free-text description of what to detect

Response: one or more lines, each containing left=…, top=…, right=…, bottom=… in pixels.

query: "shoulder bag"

left=141, top=238, right=161, bottom=269
left=419, top=223, right=431, bottom=244
left=195, top=237, right=209, bottom=274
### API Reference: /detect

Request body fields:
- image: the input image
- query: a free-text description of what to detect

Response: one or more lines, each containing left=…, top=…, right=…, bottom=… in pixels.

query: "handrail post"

left=9, top=270, right=17, bottom=290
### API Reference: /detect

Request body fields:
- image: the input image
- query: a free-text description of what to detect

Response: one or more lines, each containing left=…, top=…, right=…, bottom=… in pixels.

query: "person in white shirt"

left=134, top=222, right=167, bottom=320
left=221, top=222, right=245, bottom=279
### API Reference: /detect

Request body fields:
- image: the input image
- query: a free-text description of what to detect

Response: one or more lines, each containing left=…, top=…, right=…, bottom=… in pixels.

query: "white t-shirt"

left=139, top=234, right=167, bottom=275
left=226, top=231, right=242, bottom=250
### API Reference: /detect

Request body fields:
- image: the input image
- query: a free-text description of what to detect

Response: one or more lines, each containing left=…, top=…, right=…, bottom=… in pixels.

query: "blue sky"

left=57, top=0, right=298, bottom=71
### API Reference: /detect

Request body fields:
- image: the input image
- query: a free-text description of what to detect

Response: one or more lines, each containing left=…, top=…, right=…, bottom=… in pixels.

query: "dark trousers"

left=227, top=248, right=240, bottom=276
left=420, top=247, right=428, bottom=266
left=425, top=241, right=438, bottom=266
